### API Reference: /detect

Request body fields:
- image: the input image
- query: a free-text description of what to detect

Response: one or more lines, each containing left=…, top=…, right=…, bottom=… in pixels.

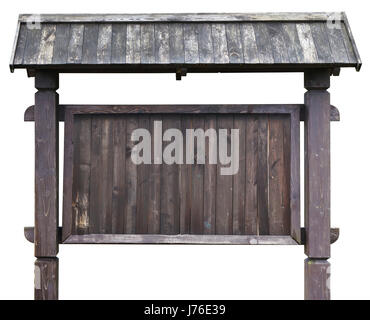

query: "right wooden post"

left=304, top=69, right=331, bottom=300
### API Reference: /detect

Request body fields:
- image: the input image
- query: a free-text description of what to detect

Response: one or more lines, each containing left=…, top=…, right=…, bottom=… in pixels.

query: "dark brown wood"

left=300, top=227, right=339, bottom=245
left=304, top=258, right=330, bottom=300
left=35, top=258, right=59, bottom=300
left=64, top=234, right=299, bottom=245
left=34, top=72, right=59, bottom=258
left=24, top=104, right=341, bottom=122
left=304, top=70, right=331, bottom=259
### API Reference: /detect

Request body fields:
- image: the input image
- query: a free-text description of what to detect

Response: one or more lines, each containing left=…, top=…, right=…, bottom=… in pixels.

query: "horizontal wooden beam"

left=24, top=104, right=340, bottom=122
left=24, top=227, right=62, bottom=244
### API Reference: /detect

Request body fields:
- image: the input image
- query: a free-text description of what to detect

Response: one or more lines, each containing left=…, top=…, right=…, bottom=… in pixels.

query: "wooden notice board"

left=62, top=105, right=300, bottom=245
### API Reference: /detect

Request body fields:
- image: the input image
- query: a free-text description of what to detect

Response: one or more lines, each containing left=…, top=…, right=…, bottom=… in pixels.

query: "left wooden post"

left=34, top=71, right=59, bottom=300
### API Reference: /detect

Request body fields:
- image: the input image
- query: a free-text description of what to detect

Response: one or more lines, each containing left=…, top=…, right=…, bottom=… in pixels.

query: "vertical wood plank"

left=126, top=24, right=141, bottom=63
left=296, top=23, right=319, bottom=63
left=169, top=23, right=185, bottom=63
left=198, top=23, right=214, bottom=63
left=245, top=116, right=258, bottom=235
left=67, top=24, right=84, bottom=63
left=267, top=23, right=290, bottom=63
left=240, top=23, right=259, bottom=63
left=140, top=24, right=155, bottom=64
left=81, top=24, right=99, bottom=64
left=52, top=24, right=70, bottom=64
left=37, top=24, right=57, bottom=64
left=148, top=116, right=162, bottom=234
left=310, top=23, right=333, bottom=64
left=203, top=115, right=217, bottom=234
left=232, top=115, right=246, bottom=234
left=23, top=27, right=42, bottom=64
left=72, top=116, right=91, bottom=235
left=225, top=23, right=243, bottom=63
left=161, top=116, right=181, bottom=234
left=35, top=258, right=58, bottom=300
left=190, top=116, right=204, bottom=234
left=325, top=24, right=350, bottom=63
left=257, top=115, right=269, bottom=235
left=97, top=24, right=112, bottom=64
left=268, top=115, right=290, bottom=235
left=212, top=23, right=229, bottom=63
left=216, top=115, right=233, bottom=234
left=253, top=23, right=274, bottom=64
left=155, top=23, right=170, bottom=63
left=136, top=116, right=150, bottom=233
left=125, top=116, right=138, bottom=233
left=112, top=116, right=126, bottom=234
left=281, top=23, right=305, bottom=64
left=184, top=24, right=199, bottom=63
left=111, top=24, right=127, bottom=64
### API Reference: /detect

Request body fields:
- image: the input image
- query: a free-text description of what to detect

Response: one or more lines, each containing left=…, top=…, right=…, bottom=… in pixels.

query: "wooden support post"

left=35, top=258, right=59, bottom=300
left=34, top=71, right=59, bottom=300
left=304, top=259, right=330, bottom=300
left=304, top=69, right=331, bottom=300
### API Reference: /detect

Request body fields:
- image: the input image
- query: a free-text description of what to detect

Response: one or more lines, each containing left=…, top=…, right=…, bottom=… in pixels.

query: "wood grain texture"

left=35, top=258, right=58, bottom=300
left=304, top=259, right=330, bottom=300
left=34, top=72, right=59, bottom=257
left=62, top=106, right=300, bottom=242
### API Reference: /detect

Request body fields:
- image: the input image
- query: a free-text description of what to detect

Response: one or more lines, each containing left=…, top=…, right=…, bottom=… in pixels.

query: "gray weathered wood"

left=97, top=24, right=112, bottom=64
left=52, top=24, right=71, bottom=64
left=126, top=24, right=141, bottom=63
left=296, top=23, right=318, bottom=64
left=111, top=24, right=127, bottom=64
left=253, top=23, right=274, bottom=64
left=198, top=23, right=214, bottom=63
left=212, top=24, right=229, bottom=63
left=155, top=23, right=170, bottom=63
left=37, top=24, right=56, bottom=64
left=240, top=23, right=259, bottom=63
left=169, top=23, right=185, bottom=63
left=226, top=23, right=243, bottom=63
left=82, top=24, right=99, bottom=64
left=184, top=24, right=199, bottom=64
left=140, top=24, right=155, bottom=64
left=67, top=24, right=84, bottom=63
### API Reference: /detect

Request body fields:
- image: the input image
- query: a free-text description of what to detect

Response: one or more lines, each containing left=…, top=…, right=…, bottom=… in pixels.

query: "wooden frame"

left=60, top=104, right=301, bottom=245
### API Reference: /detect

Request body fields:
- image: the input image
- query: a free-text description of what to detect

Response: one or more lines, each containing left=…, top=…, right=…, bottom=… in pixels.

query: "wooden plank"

left=212, top=23, right=229, bottom=63
left=268, top=115, right=290, bottom=235
left=216, top=115, right=233, bottom=234
left=257, top=115, right=269, bottom=235
left=34, top=73, right=59, bottom=257
left=245, top=116, right=258, bottom=235
left=52, top=24, right=71, bottom=64
left=240, top=23, right=259, bottom=63
left=155, top=23, right=170, bottom=63
left=169, top=23, right=185, bottom=63
left=184, top=24, right=199, bottom=63
left=140, top=24, right=155, bottom=64
left=296, top=23, right=318, bottom=63
left=23, top=26, right=42, bottom=64
left=325, top=24, right=349, bottom=63
left=304, top=259, right=330, bottom=300
left=24, top=104, right=341, bottom=122
left=190, top=116, right=204, bottom=234
left=125, top=116, right=138, bottom=233
left=179, top=115, right=192, bottom=234
left=136, top=116, right=150, bottom=233
left=232, top=115, right=246, bottom=234
left=64, top=234, right=299, bottom=245
left=13, top=23, right=28, bottom=65
left=111, top=117, right=127, bottom=233
left=253, top=23, right=274, bottom=64
left=126, top=24, right=141, bottom=63
left=72, top=116, right=91, bottom=235
left=225, top=23, right=243, bottom=63
left=280, top=23, right=304, bottom=64
left=310, top=23, right=333, bottom=63
left=148, top=116, right=162, bottom=234
left=340, top=22, right=357, bottom=63
left=97, top=24, right=112, bottom=64
left=111, top=24, right=127, bottom=64
left=198, top=23, right=214, bottom=63
left=203, top=115, right=217, bottom=234
left=160, top=116, right=181, bottom=234
left=88, top=117, right=103, bottom=233
left=267, top=23, right=290, bottom=63
left=81, top=24, right=99, bottom=64
left=67, top=24, right=84, bottom=63
left=304, top=71, right=331, bottom=258
left=35, top=258, right=58, bottom=300
left=19, top=13, right=340, bottom=23
left=37, top=24, right=57, bottom=64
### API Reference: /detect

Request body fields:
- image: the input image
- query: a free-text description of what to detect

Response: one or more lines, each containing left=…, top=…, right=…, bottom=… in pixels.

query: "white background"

left=0, top=0, right=368, bottom=300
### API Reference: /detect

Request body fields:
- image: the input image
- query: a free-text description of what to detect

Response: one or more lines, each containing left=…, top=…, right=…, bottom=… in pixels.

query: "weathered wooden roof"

left=10, top=12, right=361, bottom=73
